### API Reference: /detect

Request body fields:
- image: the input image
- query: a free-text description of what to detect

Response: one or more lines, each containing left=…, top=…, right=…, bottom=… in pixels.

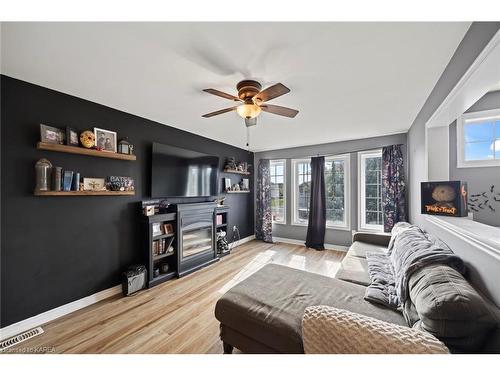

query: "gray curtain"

left=382, top=144, right=407, bottom=232
left=255, top=159, right=273, bottom=243
left=305, top=156, right=326, bottom=250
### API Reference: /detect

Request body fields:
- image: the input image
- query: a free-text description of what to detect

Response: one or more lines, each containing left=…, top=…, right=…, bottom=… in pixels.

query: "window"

left=270, top=159, right=286, bottom=224
left=292, top=159, right=311, bottom=225
left=458, top=109, right=500, bottom=168
left=325, top=155, right=350, bottom=229
left=359, top=150, right=383, bottom=232
left=292, top=156, right=350, bottom=229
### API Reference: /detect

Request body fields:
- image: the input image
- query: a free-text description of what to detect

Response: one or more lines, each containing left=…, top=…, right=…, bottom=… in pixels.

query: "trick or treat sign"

left=421, top=181, right=468, bottom=217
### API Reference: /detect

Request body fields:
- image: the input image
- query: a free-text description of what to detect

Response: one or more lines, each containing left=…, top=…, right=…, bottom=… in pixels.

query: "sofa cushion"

left=409, top=264, right=499, bottom=352
left=336, top=255, right=372, bottom=286
left=352, top=232, right=392, bottom=247
left=215, top=263, right=407, bottom=353
left=349, top=241, right=387, bottom=259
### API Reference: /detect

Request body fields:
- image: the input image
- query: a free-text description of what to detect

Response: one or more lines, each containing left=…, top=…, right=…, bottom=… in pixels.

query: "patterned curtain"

left=382, top=145, right=407, bottom=232
left=255, top=159, right=273, bottom=243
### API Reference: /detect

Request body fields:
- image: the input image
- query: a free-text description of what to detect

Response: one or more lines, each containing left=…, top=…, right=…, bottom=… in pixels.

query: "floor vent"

left=0, top=327, right=44, bottom=352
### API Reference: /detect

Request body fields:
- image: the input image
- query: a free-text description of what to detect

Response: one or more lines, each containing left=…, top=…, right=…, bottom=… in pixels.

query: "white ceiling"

left=1, top=22, right=470, bottom=151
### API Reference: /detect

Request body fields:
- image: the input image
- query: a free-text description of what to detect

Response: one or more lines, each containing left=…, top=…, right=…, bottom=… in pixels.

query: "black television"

left=151, top=142, right=219, bottom=198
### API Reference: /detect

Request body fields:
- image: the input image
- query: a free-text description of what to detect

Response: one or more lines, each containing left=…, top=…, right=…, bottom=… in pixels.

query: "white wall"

left=427, top=126, right=449, bottom=181
left=407, top=22, right=500, bottom=303
left=254, top=133, right=407, bottom=246
left=408, top=22, right=500, bottom=226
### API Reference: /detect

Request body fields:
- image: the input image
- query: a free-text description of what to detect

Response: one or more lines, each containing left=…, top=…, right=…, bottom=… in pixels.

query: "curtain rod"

left=300, top=143, right=404, bottom=160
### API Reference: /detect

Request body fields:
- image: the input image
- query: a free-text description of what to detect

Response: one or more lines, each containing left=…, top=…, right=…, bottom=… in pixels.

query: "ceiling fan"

left=202, top=80, right=299, bottom=127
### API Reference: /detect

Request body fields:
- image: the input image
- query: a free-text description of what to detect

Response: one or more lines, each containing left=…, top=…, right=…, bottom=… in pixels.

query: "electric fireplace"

left=176, top=202, right=218, bottom=276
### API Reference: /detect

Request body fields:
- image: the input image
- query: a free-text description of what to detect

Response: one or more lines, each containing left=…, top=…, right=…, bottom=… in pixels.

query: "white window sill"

left=358, top=226, right=384, bottom=234
left=326, top=225, right=351, bottom=232
left=457, top=160, right=500, bottom=168
left=292, top=222, right=308, bottom=227
left=272, top=221, right=287, bottom=226
left=290, top=222, right=351, bottom=231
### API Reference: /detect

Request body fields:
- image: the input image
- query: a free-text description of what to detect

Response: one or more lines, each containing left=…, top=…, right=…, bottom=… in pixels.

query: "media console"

left=144, top=201, right=226, bottom=287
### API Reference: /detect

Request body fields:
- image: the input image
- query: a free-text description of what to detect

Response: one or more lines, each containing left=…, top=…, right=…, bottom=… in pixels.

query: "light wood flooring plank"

left=10, top=240, right=345, bottom=354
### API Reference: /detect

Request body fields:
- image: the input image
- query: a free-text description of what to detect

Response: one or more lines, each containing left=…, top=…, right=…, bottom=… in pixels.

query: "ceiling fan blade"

left=202, top=106, right=238, bottom=118
left=203, top=88, right=241, bottom=101
left=245, top=117, right=257, bottom=127
left=253, top=83, right=290, bottom=103
left=260, top=104, right=299, bottom=118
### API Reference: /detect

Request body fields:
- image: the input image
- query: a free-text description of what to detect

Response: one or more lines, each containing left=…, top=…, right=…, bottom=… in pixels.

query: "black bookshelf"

left=145, top=213, right=177, bottom=287
left=215, top=206, right=230, bottom=258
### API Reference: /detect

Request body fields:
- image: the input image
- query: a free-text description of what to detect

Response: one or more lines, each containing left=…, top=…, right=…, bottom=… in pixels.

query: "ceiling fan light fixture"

left=236, top=103, right=261, bottom=119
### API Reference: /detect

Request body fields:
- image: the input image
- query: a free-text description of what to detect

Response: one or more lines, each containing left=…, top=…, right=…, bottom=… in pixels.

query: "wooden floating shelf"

left=37, top=142, right=137, bottom=161
left=152, top=233, right=175, bottom=241
left=34, top=190, right=135, bottom=196
left=226, top=190, right=250, bottom=194
left=153, top=252, right=175, bottom=261
left=223, top=169, right=250, bottom=175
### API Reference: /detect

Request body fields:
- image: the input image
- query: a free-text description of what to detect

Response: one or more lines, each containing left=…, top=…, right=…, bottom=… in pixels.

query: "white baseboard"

left=0, top=234, right=254, bottom=341
left=273, top=236, right=349, bottom=252
left=0, top=235, right=255, bottom=341
left=231, top=234, right=256, bottom=248
left=0, top=285, right=122, bottom=341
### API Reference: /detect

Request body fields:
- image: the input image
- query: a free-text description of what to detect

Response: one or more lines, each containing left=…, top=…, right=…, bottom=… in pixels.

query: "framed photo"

left=94, top=127, right=117, bottom=153
left=241, top=178, right=249, bottom=191
left=66, top=127, right=79, bottom=146
left=224, top=178, right=232, bottom=192
left=163, top=223, right=174, bottom=234
left=40, top=124, right=65, bottom=144
left=83, top=177, right=106, bottom=191
left=152, top=223, right=162, bottom=237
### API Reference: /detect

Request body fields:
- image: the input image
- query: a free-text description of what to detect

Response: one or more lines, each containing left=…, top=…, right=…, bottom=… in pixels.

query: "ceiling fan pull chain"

left=246, top=126, right=250, bottom=150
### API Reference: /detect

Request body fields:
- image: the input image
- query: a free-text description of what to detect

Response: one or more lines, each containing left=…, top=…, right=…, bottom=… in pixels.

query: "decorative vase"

left=51, top=166, right=62, bottom=191
left=35, top=158, right=52, bottom=191
left=72, top=173, right=80, bottom=191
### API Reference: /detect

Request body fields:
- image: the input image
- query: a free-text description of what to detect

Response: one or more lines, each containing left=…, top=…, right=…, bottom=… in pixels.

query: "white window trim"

left=325, top=154, right=351, bottom=231
left=358, top=149, right=384, bottom=233
left=270, top=159, right=287, bottom=225
left=457, top=108, right=500, bottom=168
left=292, top=158, right=310, bottom=227
left=291, top=156, right=351, bottom=231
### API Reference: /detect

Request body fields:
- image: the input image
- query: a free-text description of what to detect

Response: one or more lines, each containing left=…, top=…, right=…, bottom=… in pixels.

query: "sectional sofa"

left=214, top=228, right=500, bottom=354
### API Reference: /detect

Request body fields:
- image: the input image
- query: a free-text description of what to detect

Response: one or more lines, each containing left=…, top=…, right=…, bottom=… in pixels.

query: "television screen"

left=151, top=142, right=219, bottom=197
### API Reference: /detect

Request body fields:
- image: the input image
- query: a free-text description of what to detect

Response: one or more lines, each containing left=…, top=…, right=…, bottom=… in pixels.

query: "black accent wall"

left=0, top=75, right=254, bottom=327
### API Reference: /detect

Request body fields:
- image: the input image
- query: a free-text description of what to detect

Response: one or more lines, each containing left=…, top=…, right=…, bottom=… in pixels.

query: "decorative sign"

left=83, top=177, right=106, bottom=191
left=106, top=176, right=134, bottom=191
left=421, top=181, right=468, bottom=217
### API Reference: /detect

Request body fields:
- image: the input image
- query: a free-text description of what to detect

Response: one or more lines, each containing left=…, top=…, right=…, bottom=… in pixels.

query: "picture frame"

left=94, top=127, right=117, bottom=153
left=152, top=223, right=162, bottom=237
left=83, top=177, right=106, bottom=191
left=163, top=223, right=174, bottom=235
left=241, top=178, right=249, bottom=191
left=40, top=124, right=65, bottom=144
left=66, top=126, right=79, bottom=146
left=224, top=178, right=232, bottom=192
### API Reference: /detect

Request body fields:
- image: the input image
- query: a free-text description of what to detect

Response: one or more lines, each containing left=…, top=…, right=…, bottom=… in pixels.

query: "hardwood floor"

left=12, top=240, right=345, bottom=354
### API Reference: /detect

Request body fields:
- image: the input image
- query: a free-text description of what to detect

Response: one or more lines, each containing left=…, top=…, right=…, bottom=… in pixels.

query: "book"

left=62, top=170, right=74, bottom=191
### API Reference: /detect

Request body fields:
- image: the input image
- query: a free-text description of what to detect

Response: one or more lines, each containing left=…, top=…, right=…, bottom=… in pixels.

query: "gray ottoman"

left=214, top=263, right=406, bottom=353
